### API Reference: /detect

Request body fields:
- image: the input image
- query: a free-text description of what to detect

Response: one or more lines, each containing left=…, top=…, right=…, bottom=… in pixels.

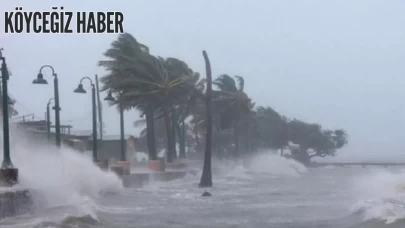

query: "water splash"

left=215, top=151, right=307, bottom=179
left=245, top=152, right=307, bottom=177
left=351, top=168, right=405, bottom=224
left=225, top=165, right=252, bottom=180
left=0, top=126, right=123, bottom=217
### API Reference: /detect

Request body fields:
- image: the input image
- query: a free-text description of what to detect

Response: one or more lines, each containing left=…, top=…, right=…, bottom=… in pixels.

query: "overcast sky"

left=1, top=0, right=405, bottom=161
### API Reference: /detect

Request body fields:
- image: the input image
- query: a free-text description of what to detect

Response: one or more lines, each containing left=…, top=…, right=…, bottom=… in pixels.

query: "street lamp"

left=104, top=90, right=126, bottom=161
left=0, top=49, right=18, bottom=186
left=46, top=98, right=54, bottom=142
left=74, top=77, right=98, bottom=162
left=105, top=90, right=130, bottom=175
left=33, top=65, right=61, bottom=147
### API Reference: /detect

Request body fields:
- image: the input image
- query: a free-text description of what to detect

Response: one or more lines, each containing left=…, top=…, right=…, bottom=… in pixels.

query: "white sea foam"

left=245, top=152, right=307, bottom=177
left=351, top=168, right=405, bottom=223
left=216, top=151, right=307, bottom=179
left=0, top=126, right=123, bottom=219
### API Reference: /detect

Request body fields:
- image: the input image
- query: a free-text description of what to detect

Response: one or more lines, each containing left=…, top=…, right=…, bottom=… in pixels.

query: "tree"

left=199, top=50, right=213, bottom=188
left=134, top=117, right=167, bottom=152
left=99, top=33, right=160, bottom=161
left=100, top=33, right=201, bottom=163
left=255, top=106, right=288, bottom=149
left=213, top=75, right=252, bottom=157
left=286, top=119, right=348, bottom=165
left=174, top=72, right=205, bottom=159
left=99, top=33, right=349, bottom=170
left=160, top=58, right=202, bottom=161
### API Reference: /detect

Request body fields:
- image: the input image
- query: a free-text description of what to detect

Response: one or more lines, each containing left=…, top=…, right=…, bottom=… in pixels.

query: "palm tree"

left=158, top=57, right=202, bottom=162
left=199, top=50, right=213, bottom=188
left=134, top=117, right=167, bottom=153
left=175, top=73, right=205, bottom=159
left=100, top=33, right=197, bottom=163
left=99, top=33, right=161, bottom=161
left=213, top=74, right=252, bottom=158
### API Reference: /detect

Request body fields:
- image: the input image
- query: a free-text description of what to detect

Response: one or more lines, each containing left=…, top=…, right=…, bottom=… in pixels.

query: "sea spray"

left=351, top=168, right=405, bottom=223
left=214, top=151, right=307, bottom=178
left=0, top=126, right=123, bottom=214
left=245, top=152, right=307, bottom=177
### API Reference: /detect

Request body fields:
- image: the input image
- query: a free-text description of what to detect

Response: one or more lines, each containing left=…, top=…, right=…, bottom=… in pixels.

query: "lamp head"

left=74, top=84, right=86, bottom=93
left=104, top=90, right=115, bottom=101
left=33, top=72, right=48, bottom=84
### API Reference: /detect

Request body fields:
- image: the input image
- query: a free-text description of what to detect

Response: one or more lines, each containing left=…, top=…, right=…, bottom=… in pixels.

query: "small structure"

left=16, top=120, right=73, bottom=135
left=88, top=134, right=137, bottom=164
left=15, top=120, right=47, bottom=131
left=15, top=120, right=140, bottom=166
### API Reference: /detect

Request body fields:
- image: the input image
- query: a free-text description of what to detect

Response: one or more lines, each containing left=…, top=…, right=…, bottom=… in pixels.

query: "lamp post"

left=74, top=77, right=98, bottom=162
left=33, top=65, right=61, bottom=147
left=105, top=90, right=130, bottom=175
left=0, top=49, right=18, bottom=186
left=46, top=98, right=54, bottom=142
left=104, top=91, right=126, bottom=161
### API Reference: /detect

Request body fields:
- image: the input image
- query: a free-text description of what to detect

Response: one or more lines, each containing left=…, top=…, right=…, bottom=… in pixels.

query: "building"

left=88, top=135, right=137, bottom=163
left=15, top=120, right=73, bottom=135
left=15, top=119, right=138, bottom=164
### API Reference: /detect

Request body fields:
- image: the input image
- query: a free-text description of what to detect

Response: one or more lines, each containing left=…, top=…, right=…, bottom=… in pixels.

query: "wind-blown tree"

left=99, top=33, right=349, bottom=171
left=134, top=117, right=167, bottom=152
left=286, top=119, right=348, bottom=165
left=255, top=106, right=288, bottom=150
left=100, top=33, right=199, bottom=163
left=213, top=75, right=252, bottom=158
left=188, top=100, right=206, bottom=155
left=174, top=72, right=205, bottom=159
left=99, top=33, right=160, bottom=161
left=161, top=58, right=204, bottom=160
left=199, top=50, right=213, bottom=188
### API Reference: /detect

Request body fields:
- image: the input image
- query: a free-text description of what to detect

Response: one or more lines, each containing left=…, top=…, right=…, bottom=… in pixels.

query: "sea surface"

left=1, top=151, right=405, bottom=228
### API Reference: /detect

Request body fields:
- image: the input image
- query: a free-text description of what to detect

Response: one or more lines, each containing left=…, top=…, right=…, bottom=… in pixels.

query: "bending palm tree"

left=213, top=74, right=252, bottom=158
left=199, top=50, right=213, bottom=188
left=99, top=33, right=162, bottom=162
left=99, top=33, right=195, bottom=163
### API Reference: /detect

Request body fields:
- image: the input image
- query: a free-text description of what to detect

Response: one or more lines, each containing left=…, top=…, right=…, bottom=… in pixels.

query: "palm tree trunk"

left=163, top=106, right=174, bottom=163
left=178, top=120, right=186, bottom=159
left=246, top=119, right=250, bottom=153
left=234, top=123, right=240, bottom=158
left=194, top=127, right=201, bottom=153
left=146, top=106, right=157, bottom=160
left=215, top=128, right=222, bottom=160
left=199, top=50, right=213, bottom=188
left=171, top=107, right=177, bottom=160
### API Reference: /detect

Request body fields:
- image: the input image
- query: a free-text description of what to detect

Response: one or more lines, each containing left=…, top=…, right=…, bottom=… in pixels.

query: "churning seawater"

left=1, top=133, right=405, bottom=228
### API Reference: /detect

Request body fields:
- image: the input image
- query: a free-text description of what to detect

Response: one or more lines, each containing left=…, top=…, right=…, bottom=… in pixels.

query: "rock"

left=201, top=191, right=212, bottom=197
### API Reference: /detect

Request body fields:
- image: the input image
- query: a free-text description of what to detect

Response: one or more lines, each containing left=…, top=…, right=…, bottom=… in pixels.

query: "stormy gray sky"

left=1, top=0, right=405, bottom=161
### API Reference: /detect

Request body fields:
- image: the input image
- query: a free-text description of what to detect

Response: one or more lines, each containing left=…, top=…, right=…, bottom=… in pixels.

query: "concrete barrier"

left=0, top=189, right=31, bottom=220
